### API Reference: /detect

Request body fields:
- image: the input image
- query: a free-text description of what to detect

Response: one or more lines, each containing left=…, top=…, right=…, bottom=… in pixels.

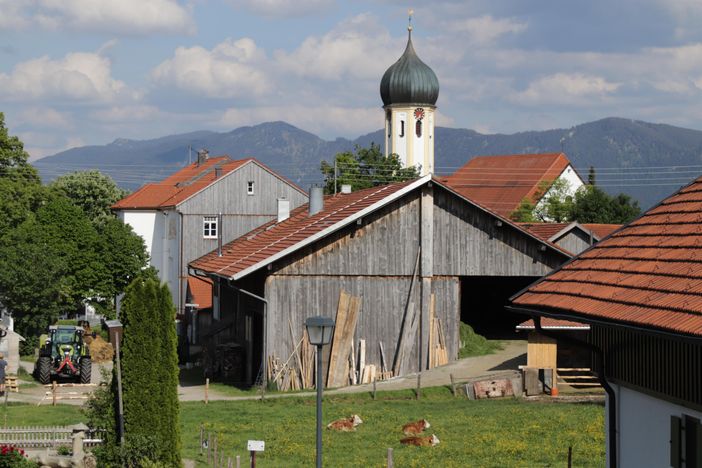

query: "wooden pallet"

left=5, top=376, right=18, bottom=393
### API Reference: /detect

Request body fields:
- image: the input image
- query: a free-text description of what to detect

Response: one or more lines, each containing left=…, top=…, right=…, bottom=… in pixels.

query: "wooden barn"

left=189, top=175, right=571, bottom=386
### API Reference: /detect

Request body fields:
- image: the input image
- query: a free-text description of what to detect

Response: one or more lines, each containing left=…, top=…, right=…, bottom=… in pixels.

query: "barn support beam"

left=420, top=185, right=434, bottom=372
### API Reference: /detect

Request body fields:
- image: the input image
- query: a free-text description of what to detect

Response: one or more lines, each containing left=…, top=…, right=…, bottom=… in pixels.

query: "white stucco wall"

left=609, top=384, right=702, bottom=468
left=534, top=164, right=585, bottom=221
left=119, top=210, right=157, bottom=258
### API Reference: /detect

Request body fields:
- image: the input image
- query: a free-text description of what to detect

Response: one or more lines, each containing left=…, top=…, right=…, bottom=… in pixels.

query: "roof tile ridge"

left=215, top=183, right=400, bottom=275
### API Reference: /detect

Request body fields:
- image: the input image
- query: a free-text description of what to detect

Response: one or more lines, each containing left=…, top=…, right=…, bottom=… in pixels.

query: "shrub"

left=0, top=445, right=34, bottom=468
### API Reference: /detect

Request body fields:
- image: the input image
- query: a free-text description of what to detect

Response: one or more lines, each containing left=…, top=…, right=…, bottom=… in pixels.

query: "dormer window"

left=203, top=216, right=217, bottom=239
left=247, top=181, right=255, bottom=195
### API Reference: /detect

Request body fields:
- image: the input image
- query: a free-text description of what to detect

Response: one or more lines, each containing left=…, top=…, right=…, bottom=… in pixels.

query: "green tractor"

left=36, top=325, right=92, bottom=384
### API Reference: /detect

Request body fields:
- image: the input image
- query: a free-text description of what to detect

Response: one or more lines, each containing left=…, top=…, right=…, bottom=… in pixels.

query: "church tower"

left=379, top=16, right=439, bottom=176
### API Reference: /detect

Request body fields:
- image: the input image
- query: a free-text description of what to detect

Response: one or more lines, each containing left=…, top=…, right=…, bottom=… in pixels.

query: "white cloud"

left=18, top=107, right=72, bottom=129
left=0, top=52, right=126, bottom=102
left=445, top=15, right=527, bottom=44
left=511, top=73, right=621, bottom=105
left=228, top=0, right=333, bottom=17
left=275, top=13, right=397, bottom=81
left=0, top=0, right=194, bottom=35
left=151, top=38, right=271, bottom=98
left=92, top=105, right=164, bottom=123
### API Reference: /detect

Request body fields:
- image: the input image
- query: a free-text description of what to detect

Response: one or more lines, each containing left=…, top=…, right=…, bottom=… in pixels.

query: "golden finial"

left=408, top=8, right=414, bottom=33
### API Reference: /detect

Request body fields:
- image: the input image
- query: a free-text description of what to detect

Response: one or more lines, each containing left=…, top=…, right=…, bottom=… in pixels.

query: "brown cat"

left=402, top=419, right=431, bottom=435
left=400, top=434, right=440, bottom=447
left=327, top=414, right=363, bottom=431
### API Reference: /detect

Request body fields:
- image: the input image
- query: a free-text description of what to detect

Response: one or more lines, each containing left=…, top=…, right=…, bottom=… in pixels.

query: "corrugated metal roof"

left=443, top=153, right=575, bottom=218
left=512, top=175, right=702, bottom=337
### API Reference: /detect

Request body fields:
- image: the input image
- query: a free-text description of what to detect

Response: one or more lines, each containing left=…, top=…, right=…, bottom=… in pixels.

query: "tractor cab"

left=36, top=325, right=91, bottom=384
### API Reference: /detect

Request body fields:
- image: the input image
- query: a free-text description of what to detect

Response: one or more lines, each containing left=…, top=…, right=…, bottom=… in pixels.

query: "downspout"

left=227, top=280, right=268, bottom=387
left=530, top=315, right=617, bottom=468
left=179, top=211, right=184, bottom=316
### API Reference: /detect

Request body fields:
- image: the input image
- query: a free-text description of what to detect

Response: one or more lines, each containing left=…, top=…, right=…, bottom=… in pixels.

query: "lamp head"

left=305, top=316, right=335, bottom=346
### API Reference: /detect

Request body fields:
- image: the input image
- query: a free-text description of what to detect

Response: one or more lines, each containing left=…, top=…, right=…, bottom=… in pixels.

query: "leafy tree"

left=0, top=112, right=38, bottom=180
left=320, top=143, right=420, bottom=193
left=119, top=270, right=180, bottom=467
left=569, top=185, right=641, bottom=224
left=510, top=198, right=537, bottom=222
left=0, top=196, right=108, bottom=341
left=532, top=178, right=574, bottom=222
left=51, top=170, right=128, bottom=223
left=96, top=217, right=148, bottom=300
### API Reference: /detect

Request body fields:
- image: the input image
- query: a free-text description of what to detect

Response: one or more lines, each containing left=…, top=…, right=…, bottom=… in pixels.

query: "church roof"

left=380, top=30, right=439, bottom=107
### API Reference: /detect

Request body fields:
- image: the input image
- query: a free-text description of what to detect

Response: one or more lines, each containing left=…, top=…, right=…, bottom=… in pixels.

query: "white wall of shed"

left=610, top=383, right=702, bottom=468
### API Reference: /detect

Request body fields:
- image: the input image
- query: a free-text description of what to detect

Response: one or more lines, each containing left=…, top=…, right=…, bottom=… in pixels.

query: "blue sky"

left=3, top=0, right=702, bottom=159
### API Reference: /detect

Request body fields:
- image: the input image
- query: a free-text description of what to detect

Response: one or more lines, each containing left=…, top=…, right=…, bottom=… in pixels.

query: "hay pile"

left=85, top=335, right=114, bottom=363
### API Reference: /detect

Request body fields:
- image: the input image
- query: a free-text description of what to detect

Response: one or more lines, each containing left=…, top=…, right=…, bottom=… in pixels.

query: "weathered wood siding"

left=265, top=275, right=459, bottom=374
left=275, top=193, right=421, bottom=276
left=432, top=188, right=569, bottom=276
left=554, top=229, right=593, bottom=255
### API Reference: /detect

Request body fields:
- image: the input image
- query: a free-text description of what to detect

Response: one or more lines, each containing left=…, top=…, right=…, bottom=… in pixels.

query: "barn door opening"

left=460, top=276, right=538, bottom=339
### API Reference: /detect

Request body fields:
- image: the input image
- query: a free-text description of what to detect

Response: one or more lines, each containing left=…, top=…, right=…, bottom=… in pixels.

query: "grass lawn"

left=0, top=387, right=605, bottom=467
left=181, top=387, right=605, bottom=467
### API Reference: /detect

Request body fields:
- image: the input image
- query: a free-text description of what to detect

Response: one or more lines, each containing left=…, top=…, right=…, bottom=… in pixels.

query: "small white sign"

left=247, top=440, right=265, bottom=452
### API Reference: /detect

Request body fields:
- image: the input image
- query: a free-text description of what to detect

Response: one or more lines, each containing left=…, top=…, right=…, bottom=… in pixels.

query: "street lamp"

left=305, top=316, right=335, bottom=468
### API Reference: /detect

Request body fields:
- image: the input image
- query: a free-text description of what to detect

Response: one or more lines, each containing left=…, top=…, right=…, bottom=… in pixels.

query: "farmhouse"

left=510, top=175, right=702, bottom=468
left=442, top=152, right=585, bottom=220
left=519, top=222, right=621, bottom=255
left=189, top=176, right=571, bottom=384
left=112, top=152, right=307, bottom=357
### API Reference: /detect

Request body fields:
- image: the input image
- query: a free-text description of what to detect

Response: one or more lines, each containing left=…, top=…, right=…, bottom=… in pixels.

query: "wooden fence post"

left=567, top=446, right=573, bottom=468
left=52, top=381, right=57, bottom=406
left=200, top=425, right=204, bottom=455
left=450, top=373, right=456, bottom=397
left=416, top=374, right=421, bottom=400
left=213, top=435, right=218, bottom=468
left=387, top=447, right=394, bottom=468
left=205, top=378, right=209, bottom=405
left=207, top=433, right=211, bottom=464
left=236, top=455, right=241, bottom=468
left=372, top=379, right=377, bottom=400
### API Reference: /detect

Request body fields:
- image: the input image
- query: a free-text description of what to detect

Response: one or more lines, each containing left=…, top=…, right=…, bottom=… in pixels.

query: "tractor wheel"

left=79, top=357, right=92, bottom=384
left=37, top=357, right=51, bottom=385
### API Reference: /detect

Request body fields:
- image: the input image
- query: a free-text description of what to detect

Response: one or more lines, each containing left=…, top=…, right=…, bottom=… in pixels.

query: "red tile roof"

left=187, top=275, right=212, bottom=310
left=512, top=176, right=702, bottom=337
left=443, top=153, right=576, bottom=218
left=191, top=176, right=571, bottom=281
left=112, top=157, right=306, bottom=210
left=516, top=318, right=590, bottom=330
left=582, top=224, right=621, bottom=239
left=519, top=222, right=622, bottom=243
left=519, top=223, right=572, bottom=241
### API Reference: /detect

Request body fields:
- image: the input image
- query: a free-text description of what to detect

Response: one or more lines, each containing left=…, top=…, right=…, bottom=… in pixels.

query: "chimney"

left=309, top=186, right=324, bottom=216
left=197, top=149, right=209, bottom=166
left=214, top=167, right=222, bottom=178
left=277, top=198, right=290, bottom=222
left=340, top=184, right=352, bottom=194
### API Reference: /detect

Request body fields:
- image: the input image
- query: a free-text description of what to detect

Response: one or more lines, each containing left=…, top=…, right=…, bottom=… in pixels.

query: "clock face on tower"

left=414, top=108, right=425, bottom=120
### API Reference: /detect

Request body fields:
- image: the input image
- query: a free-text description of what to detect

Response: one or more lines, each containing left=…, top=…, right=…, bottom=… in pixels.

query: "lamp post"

left=305, top=316, right=335, bottom=468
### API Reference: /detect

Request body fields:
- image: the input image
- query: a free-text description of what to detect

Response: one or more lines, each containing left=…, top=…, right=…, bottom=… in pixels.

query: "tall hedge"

left=120, top=269, right=181, bottom=466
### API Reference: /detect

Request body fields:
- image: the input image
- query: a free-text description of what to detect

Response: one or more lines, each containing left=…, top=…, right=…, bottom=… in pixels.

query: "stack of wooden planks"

left=428, top=294, right=449, bottom=368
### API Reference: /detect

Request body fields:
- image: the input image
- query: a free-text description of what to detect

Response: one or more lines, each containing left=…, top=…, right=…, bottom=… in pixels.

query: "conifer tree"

left=120, top=269, right=181, bottom=466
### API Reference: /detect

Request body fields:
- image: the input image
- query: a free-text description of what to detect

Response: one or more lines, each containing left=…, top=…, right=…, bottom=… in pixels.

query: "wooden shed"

left=190, top=175, right=571, bottom=386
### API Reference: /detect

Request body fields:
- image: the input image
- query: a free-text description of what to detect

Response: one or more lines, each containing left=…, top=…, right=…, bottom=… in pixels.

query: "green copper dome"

left=380, top=32, right=439, bottom=107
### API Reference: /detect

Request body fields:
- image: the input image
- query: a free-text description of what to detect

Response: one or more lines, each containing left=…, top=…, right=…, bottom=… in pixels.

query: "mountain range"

left=35, top=117, right=702, bottom=209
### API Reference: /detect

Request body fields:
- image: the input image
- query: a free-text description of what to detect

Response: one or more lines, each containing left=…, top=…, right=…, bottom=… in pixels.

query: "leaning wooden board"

left=327, top=291, right=361, bottom=388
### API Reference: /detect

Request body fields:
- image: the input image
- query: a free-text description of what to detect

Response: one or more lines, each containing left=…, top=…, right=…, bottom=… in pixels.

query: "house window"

left=247, top=181, right=255, bottom=195
left=416, top=120, right=422, bottom=138
left=203, top=216, right=218, bottom=239
left=400, top=120, right=405, bottom=138
left=671, top=415, right=702, bottom=468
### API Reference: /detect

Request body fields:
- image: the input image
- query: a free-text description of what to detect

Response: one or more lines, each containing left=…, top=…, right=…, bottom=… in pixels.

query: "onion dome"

left=380, top=29, right=439, bottom=107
